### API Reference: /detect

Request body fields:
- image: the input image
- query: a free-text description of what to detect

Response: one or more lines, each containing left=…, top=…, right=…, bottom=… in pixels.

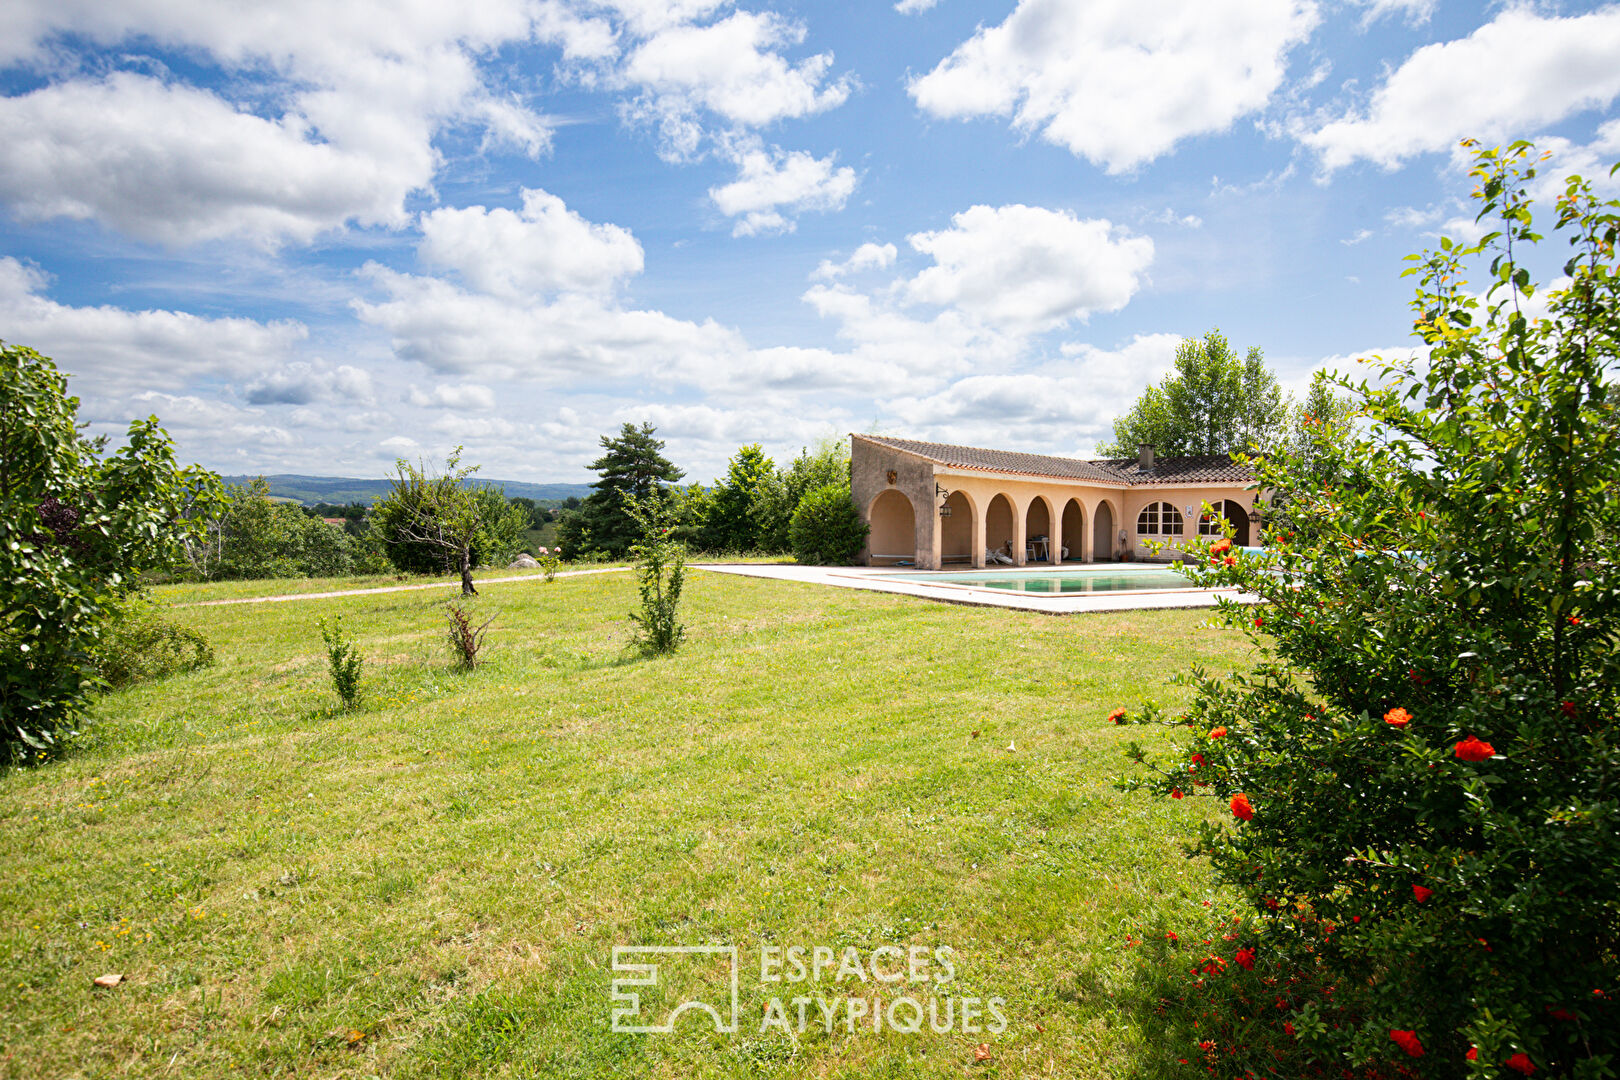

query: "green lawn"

left=0, top=569, right=1250, bottom=1078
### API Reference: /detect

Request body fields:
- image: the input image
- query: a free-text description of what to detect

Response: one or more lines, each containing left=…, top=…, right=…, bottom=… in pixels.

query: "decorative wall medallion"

left=886, top=470, right=897, bottom=485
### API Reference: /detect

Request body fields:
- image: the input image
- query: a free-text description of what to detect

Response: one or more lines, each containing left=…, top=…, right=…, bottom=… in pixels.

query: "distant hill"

left=222, top=474, right=594, bottom=506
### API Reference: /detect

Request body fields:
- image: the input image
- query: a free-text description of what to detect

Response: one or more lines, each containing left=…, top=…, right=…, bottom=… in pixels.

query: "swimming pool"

left=886, top=567, right=1213, bottom=594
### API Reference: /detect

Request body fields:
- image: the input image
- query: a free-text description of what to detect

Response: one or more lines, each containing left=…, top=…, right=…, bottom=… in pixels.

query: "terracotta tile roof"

left=855, top=434, right=1253, bottom=487
left=1089, top=455, right=1256, bottom=486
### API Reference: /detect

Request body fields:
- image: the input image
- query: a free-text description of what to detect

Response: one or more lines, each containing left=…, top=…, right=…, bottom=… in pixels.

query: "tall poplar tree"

left=1098, top=329, right=1288, bottom=457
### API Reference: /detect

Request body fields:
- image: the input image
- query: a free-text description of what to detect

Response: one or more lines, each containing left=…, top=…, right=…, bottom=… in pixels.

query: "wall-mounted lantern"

left=936, top=482, right=952, bottom=515
left=1247, top=504, right=1263, bottom=523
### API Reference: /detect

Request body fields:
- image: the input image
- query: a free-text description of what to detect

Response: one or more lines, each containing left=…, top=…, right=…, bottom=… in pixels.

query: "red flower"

left=1190, top=753, right=1206, bottom=766
left=1568, top=615, right=1580, bottom=626
left=1562, top=701, right=1577, bottom=718
left=1223, top=555, right=1237, bottom=567
left=1210, top=538, right=1232, bottom=557
left=1209, top=726, right=1228, bottom=739
left=1230, top=793, right=1254, bottom=821
left=1384, top=707, right=1411, bottom=727
left=1412, top=885, right=1433, bottom=903
left=1505, top=1052, right=1535, bottom=1075
left=1389, top=1030, right=1424, bottom=1057
left=1170, top=787, right=1184, bottom=799
left=1234, top=947, right=1255, bottom=970
left=1284, top=1021, right=1296, bottom=1036
left=1466, top=1047, right=1478, bottom=1062
left=1254, top=617, right=1264, bottom=627
left=1107, top=707, right=1127, bottom=724
left=1454, top=736, right=1496, bottom=762
left=1198, top=1040, right=1214, bottom=1052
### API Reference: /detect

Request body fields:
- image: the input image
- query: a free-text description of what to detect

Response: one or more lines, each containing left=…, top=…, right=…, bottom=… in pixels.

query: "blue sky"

left=2, top=0, right=1619, bottom=485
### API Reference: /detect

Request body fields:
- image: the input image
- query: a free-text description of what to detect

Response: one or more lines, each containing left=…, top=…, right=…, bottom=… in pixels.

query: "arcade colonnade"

left=851, top=434, right=1259, bottom=571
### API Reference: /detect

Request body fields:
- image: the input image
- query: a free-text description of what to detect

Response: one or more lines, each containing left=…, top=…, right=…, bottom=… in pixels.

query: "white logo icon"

left=611, top=945, right=739, bottom=1034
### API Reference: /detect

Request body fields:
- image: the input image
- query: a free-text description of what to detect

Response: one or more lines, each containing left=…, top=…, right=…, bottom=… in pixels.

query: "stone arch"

left=866, top=488, right=917, bottom=564
left=985, top=493, right=1016, bottom=561
left=1093, top=498, right=1117, bottom=561
left=1221, top=499, right=1251, bottom=546
left=1024, top=494, right=1056, bottom=564
left=939, top=490, right=977, bottom=565
left=1060, top=498, right=1087, bottom=562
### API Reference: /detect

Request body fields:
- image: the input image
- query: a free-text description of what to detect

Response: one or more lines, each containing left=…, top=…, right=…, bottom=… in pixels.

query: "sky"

left=3, top=0, right=1619, bottom=486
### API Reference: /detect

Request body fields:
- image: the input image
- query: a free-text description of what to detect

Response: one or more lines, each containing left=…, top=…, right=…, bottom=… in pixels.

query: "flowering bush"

left=1115, top=143, right=1618, bottom=1077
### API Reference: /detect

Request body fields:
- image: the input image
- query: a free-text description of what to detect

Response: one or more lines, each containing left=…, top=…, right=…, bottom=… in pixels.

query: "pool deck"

left=695, top=563, right=1259, bottom=615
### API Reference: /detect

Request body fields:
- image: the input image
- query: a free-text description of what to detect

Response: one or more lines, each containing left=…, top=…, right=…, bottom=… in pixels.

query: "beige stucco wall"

left=852, top=435, right=1259, bottom=569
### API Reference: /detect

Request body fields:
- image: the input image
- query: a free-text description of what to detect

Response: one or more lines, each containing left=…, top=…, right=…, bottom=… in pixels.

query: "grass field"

left=0, top=568, right=1252, bottom=1078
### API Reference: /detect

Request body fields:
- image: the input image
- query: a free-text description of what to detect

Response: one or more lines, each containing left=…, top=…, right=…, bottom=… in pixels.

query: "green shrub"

left=444, top=602, right=495, bottom=671
left=1115, top=141, right=1620, bottom=1076
left=95, top=596, right=214, bottom=690
left=626, top=497, right=686, bottom=656
left=752, top=437, right=850, bottom=553
left=788, top=483, right=868, bottom=566
left=182, top=478, right=363, bottom=581
left=317, top=615, right=363, bottom=709
left=371, top=481, right=526, bottom=578
left=2, top=342, right=219, bottom=759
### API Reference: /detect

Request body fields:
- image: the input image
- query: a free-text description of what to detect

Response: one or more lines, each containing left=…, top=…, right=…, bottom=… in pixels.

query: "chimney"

left=1137, top=443, right=1155, bottom=470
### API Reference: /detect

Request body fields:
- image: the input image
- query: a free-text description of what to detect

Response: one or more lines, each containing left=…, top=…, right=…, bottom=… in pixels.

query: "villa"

left=851, top=434, right=1259, bottom=570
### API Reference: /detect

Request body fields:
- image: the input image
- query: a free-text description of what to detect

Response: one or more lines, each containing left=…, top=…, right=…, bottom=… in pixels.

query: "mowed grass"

left=0, top=570, right=1251, bottom=1079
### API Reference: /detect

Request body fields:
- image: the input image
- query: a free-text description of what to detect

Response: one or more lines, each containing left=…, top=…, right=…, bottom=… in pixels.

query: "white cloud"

left=419, top=189, right=644, bottom=300
left=894, top=0, right=940, bottom=12
left=1145, top=208, right=1204, bottom=228
left=1354, top=0, right=1434, bottom=27
left=812, top=242, right=898, bottom=280
left=623, top=10, right=853, bottom=132
left=531, top=0, right=619, bottom=61
left=353, top=264, right=745, bottom=386
left=0, top=256, right=306, bottom=398
left=245, top=362, right=375, bottom=405
left=1303, top=7, right=1620, bottom=171
left=1342, top=228, right=1374, bottom=245
left=900, top=204, right=1154, bottom=332
left=710, top=141, right=858, bottom=236
left=0, top=74, right=429, bottom=247
left=407, top=382, right=498, bottom=411
left=0, top=2, right=552, bottom=246
left=876, top=333, right=1184, bottom=455
left=908, top=0, right=1318, bottom=173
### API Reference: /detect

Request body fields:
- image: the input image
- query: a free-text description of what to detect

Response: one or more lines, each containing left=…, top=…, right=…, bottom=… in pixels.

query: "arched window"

left=1136, top=501, right=1183, bottom=536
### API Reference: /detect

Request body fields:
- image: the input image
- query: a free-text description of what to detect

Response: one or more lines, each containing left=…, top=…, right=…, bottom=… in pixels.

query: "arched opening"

left=940, top=491, right=975, bottom=564
left=1060, top=499, right=1086, bottom=562
left=1024, top=496, right=1054, bottom=563
left=985, top=494, right=1016, bottom=562
left=1093, top=500, right=1115, bottom=561
left=867, top=489, right=917, bottom=565
left=1196, top=499, right=1251, bottom=546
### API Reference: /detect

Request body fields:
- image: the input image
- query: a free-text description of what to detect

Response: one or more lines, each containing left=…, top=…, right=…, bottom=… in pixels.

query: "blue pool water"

left=888, top=567, right=1210, bottom=594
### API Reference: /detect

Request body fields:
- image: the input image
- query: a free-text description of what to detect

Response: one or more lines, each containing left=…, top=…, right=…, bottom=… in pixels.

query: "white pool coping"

left=694, top=563, right=1259, bottom=615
